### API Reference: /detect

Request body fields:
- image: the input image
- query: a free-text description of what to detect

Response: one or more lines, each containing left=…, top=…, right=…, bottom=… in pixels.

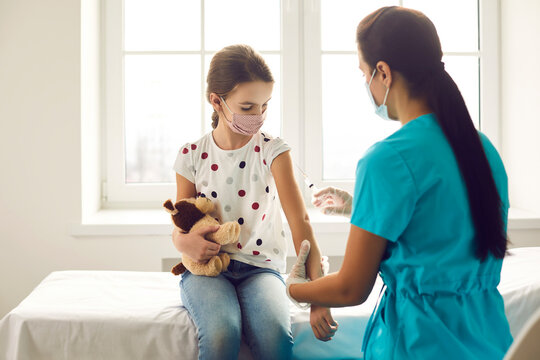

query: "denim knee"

left=250, top=323, right=293, bottom=360
left=200, top=320, right=241, bottom=356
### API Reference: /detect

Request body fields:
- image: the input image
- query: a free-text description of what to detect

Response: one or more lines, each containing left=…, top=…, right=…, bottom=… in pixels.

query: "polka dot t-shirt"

left=173, top=131, right=291, bottom=272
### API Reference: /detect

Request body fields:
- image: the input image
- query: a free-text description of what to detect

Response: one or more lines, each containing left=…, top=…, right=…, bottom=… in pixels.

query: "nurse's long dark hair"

left=357, top=7, right=507, bottom=261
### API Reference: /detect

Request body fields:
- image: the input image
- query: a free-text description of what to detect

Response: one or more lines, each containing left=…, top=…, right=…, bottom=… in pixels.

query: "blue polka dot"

left=238, top=217, right=244, bottom=225
left=211, top=191, right=217, bottom=198
left=239, top=161, right=246, bottom=169
left=265, top=186, right=269, bottom=193
left=256, top=239, right=262, bottom=246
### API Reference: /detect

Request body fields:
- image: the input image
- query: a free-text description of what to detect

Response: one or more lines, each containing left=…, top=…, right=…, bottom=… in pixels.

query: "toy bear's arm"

left=195, top=197, right=215, bottom=214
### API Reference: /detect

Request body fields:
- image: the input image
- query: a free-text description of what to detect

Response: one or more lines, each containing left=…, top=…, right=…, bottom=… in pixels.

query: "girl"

left=171, top=44, right=337, bottom=360
left=287, top=7, right=513, bottom=360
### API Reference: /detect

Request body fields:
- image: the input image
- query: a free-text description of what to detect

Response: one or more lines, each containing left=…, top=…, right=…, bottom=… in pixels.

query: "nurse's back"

left=361, top=113, right=513, bottom=359
left=382, top=112, right=509, bottom=289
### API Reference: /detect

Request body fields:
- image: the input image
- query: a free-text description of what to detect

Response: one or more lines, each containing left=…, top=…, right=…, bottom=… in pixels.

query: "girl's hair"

left=206, top=44, right=274, bottom=129
left=357, top=6, right=507, bottom=261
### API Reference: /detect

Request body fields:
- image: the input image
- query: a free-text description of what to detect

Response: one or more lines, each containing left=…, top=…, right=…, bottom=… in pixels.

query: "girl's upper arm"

left=270, top=151, right=308, bottom=228
left=176, top=173, right=197, bottom=202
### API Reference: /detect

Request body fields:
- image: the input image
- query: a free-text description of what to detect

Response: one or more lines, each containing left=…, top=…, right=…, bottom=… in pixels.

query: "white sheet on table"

left=0, top=271, right=199, bottom=360
left=499, top=247, right=540, bottom=338
left=0, top=270, right=381, bottom=360
left=1, top=247, right=539, bottom=360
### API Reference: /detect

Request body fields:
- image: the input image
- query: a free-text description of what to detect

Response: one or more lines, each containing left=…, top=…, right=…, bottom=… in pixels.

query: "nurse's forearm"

left=289, top=272, right=365, bottom=307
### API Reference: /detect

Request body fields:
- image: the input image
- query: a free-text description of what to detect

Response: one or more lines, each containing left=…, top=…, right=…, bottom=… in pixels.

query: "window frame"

left=102, top=0, right=500, bottom=207
left=304, top=0, right=500, bottom=196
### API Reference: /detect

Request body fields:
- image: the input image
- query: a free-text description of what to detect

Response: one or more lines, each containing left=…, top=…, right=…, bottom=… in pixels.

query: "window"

left=103, top=0, right=499, bottom=206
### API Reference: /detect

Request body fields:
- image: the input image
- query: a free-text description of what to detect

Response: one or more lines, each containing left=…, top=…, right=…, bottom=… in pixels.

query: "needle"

left=295, top=163, right=318, bottom=193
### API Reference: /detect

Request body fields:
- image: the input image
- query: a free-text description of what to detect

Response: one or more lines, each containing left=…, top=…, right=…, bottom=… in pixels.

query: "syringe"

left=295, top=164, right=319, bottom=193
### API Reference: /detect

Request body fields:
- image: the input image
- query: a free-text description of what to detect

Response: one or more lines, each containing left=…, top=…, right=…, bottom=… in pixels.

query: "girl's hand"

left=312, top=187, right=353, bottom=217
left=310, top=305, right=338, bottom=341
left=171, top=226, right=221, bottom=263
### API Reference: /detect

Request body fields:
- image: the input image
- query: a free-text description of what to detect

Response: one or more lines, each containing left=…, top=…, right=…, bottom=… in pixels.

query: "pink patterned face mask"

left=220, top=96, right=266, bottom=135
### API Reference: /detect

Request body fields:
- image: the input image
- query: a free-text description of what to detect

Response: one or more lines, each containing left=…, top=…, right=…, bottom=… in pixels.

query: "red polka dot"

left=265, top=259, right=271, bottom=262
left=211, top=164, right=219, bottom=171
left=191, top=144, right=197, bottom=150
left=182, top=148, right=188, bottom=154
left=253, top=251, right=260, bottom=255
left=201, top=152, right=208, bottom=159
left=238, top=190, right=246, bottom=197
left=252, top=202, right=259, bottom=210
left=254, top=145, right=261, bottom=152
left=262, top=214, right=266, bottom=221
left=263, top=159, right=267, bottom=165
left=237, top=243, right=242, bottom=249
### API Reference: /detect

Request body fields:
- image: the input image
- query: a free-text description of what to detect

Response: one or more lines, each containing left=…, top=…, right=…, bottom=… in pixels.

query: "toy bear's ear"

left=171, top=262, right=186, bottom=275
left=163, top=199, right=178, bottom=215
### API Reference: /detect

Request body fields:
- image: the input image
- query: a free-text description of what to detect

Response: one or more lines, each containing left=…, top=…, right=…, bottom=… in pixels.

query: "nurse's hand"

left=312, top=187, right=352, bottom=217
left=286, top=240, right=311, bottom=309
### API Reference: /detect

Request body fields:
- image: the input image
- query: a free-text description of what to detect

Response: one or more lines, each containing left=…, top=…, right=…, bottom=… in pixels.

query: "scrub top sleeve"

left=264, top=137, right=291, bottom=167
left=173, top=143, right=196, bottom=183
left=350, top=142, right=417, bottom=243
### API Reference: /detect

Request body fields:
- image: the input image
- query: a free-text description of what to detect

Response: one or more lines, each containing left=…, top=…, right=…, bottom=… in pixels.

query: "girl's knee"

left=201, top=311, right=242, bottom=340
left=249, top=323, right=293, bottom=360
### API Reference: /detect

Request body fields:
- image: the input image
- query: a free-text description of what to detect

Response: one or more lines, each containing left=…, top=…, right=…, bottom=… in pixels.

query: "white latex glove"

left=312, top=187, right=353, bottom=218
left=286, top=240, right=312, bottom=310
left=321, top=255, right=329, bottom=277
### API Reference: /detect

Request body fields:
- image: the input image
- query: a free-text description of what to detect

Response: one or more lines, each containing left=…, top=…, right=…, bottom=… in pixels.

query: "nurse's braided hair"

left=206, top=44, right=274, bottom=129
left=357, top=6, right=508, bottom=261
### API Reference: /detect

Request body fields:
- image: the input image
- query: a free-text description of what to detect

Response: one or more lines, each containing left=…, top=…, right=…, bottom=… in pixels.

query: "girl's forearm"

left=289, top=272, right=364, bottom=308
left=290, top=219, right=323, bottom=280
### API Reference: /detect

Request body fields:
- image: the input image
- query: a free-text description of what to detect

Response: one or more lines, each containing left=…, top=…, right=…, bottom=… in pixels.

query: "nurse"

left=287, top=6, right=513, bottom=359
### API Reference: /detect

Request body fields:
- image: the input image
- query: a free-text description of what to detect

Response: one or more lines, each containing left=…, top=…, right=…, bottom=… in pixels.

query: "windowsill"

left=70, top=207, right=540, bottom=236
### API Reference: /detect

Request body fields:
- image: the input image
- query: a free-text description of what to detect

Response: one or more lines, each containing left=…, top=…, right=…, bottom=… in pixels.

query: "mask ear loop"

left=368, top=68, right=377, bottom=88
left=381, top=85, right=390, bottom=106
left=219, top=96, right=234, bottom=116
left=369, top=68, right=390, bottom=106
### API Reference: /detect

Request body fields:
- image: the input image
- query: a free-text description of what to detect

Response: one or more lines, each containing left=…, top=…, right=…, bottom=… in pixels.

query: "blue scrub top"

left=351, top=113, right=513, bottom=359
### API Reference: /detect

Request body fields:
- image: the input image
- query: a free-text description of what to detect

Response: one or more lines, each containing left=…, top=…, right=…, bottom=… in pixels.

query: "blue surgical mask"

left=365, top=68, right=391, bottom=121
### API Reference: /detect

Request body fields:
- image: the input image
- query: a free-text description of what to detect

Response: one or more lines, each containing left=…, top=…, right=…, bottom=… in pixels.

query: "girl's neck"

left=212, top=118, right=253, bottom=150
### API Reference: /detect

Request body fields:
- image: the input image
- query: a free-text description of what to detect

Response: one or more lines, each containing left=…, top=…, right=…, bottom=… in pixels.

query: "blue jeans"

left=180, top=260, right=293, bottom=360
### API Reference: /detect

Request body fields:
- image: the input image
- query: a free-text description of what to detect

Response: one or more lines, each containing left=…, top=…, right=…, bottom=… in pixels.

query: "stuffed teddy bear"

left=164, top=197, right=241, bottom=277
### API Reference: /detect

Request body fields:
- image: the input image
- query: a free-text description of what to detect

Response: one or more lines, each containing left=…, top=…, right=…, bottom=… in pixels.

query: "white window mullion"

left=104, top=0, right=127, bottom=205
left=281, top=0, right=303, bottom=197
left=303, top=0, right=326, bottom=198
left=479, top=0, right=501, bottom=151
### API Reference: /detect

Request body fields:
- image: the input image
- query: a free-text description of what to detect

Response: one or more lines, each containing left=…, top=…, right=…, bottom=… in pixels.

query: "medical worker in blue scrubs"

left=287, top=6, right=513, bottom=359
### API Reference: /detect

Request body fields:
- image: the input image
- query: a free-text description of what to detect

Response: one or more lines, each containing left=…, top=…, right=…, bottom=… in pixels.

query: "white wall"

left=1, top=0, right=540, bottom=319
left=0, top=0, right=175, bottom=319
left=501, top=0, right=540, bottom=214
